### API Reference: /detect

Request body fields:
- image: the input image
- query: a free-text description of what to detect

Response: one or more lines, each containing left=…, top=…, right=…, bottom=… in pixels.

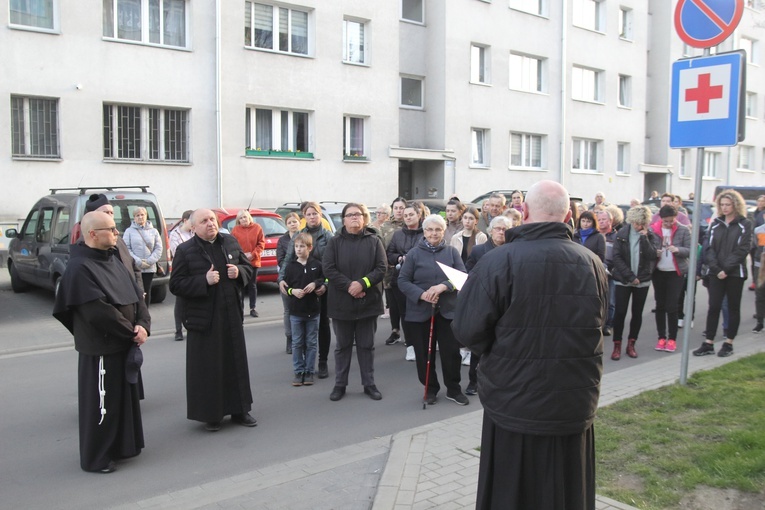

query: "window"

left=737, top=145, right=753, bottom=170
left=746, top=92, right=757, bottom=118
left=703, top=151, right=719, bottom=178
left=401, top=76, right=423, bottom=108
left=616, top=142, right=629, bottom=174
left=618, top=7, right=632, bottom=40
left=572, top=138, right=599, bottom=171
left=510, top=132, right=543, bottom=169
left=572, top=65, right=602, bottom=102
left=11, top=95, right=60, bottom=159
left=739, top=37, right=757, bottom=64
left=10, top=0, right=56, bottom=30
left=52, top=207, right=71, bottom=245
left=245, top=107, right=311, bottom=154
left=471, top=44, right=490, bottom=84
left=103, top=104, right=189, bottom=162
left=401, top=0, right=423, bottom=23
left=618, top=74, right=631, bottom=107
left=244, top=2, right=309, bottom=55
left=103, top=0, right=187, bottom=48
left=679, top=149, right=690, bottom=177
left=343, top=18, right=367, bottom=65
left=510, top=0, right=546, bottom=16
left=343, top=116, right=366, bottom=158
left=471, top=128, right=488, bottom=166
left=509, top=53, right=544, bottom=92
left=573, top=0, right=603, bottom=32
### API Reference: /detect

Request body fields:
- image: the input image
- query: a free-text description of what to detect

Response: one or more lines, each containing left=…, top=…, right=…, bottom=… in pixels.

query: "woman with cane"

left=399, top=214, right=468, bottom=406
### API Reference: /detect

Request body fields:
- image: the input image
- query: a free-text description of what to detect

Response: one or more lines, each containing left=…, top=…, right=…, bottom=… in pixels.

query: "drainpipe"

left=215, top=0, right=223, bottom=207
left=559, top=0, right=568, bottom=188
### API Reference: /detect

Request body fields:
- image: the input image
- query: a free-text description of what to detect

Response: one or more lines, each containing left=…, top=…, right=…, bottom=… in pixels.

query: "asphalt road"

left=0, top=270, right=758, bottom=509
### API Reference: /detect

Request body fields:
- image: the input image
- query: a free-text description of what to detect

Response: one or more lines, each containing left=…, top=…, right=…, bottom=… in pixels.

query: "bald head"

left=523, top=180, right=571, bottom=224
left=82, top=211, right=118, bottom=250
left=191, top=208, right=219, bottom=241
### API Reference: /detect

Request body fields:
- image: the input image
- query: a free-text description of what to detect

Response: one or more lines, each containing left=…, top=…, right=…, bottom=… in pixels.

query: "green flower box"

left=245, top=149, right=314, bottom=158
left=245, top=149, right=270, bottom=156
left=343, top=155, right=368, bottom=161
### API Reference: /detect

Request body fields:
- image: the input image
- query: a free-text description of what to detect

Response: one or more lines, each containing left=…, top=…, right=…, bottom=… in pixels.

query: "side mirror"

left=5, top=228, right=18, bottom=239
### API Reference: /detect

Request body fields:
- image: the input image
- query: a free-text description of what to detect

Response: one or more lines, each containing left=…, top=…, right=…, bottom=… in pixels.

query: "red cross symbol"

left=685, top=73, right=723, bottom=114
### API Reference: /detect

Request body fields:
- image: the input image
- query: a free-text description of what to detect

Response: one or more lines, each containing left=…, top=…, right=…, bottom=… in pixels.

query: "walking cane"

left=422, top=303, right=436, bottom=410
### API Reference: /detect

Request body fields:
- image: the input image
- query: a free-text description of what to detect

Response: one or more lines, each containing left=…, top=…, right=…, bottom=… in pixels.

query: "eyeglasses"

left=424, top=228, right=444, bottom=233
left=491, top=227, right=507, bottom=232
left=93, top=227, right=119, bottom=234
left=344, top=212, right=363, bottom=218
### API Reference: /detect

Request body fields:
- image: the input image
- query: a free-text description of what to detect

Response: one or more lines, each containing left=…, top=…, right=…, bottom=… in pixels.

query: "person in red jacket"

left=232, top=210, right=265, bottom=317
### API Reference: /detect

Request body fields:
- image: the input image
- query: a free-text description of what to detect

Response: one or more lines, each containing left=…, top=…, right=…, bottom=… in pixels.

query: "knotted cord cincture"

left=98, top=356, right=107, bottom=425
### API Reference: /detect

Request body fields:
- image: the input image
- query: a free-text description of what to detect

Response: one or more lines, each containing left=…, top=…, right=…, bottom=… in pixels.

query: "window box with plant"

left=245, top=148, right=314, bottom=158
left=343, top=153, right=368, bottom=161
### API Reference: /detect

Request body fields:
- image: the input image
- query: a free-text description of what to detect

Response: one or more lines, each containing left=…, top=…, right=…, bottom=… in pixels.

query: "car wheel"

left=9, top=263, right=28, bottom=293
left=151, top=283, right=167, bottom=304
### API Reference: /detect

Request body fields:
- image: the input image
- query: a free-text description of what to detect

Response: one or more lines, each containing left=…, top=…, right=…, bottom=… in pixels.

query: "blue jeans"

left=291, top=315, right=319, bottom=374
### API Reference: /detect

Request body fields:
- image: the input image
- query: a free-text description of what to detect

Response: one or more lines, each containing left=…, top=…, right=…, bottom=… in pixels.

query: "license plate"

left=263, top=249, right=276, bottom=257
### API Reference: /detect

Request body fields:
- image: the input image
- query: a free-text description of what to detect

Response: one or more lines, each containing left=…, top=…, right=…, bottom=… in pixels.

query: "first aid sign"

left=670, top=51, right=745, bottom=148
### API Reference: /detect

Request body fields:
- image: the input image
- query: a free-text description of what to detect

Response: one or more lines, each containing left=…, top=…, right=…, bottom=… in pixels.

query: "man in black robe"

left=169, top=208, right=256, bottom=432
left=453, top=181, right=608, bottom=510
left=53, top=211, right=150, bottom=473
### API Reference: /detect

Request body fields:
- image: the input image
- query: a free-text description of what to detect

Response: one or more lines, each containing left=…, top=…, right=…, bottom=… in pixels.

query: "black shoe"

left=426, top=393, right=438, bottom=405
left=317, top=362, right=329, bottom=379
left=446, top=392, right=470, bottom=406
left=231, top=413, right=258, bottom=427
left=329, top=386, right=346, bottom=401
left=204, top=421, right=222, bottom=432
left=364, top=385, right=382, bottom=400
left=754, top=323, right=764, bottom=334
left=174, top=331, right=184, bottom=341
left=250, top=309, right=259, bottom=318
left=717, top=342, right=734, bottom=357
left=303, top=373, right=314, bottom=385
left=98, top=461, right=116, bottom=474
left=385, top=331, right=401, bottom=345
left=292, top=374, right=303, bottom=386
left=465, top=383, right=477, bottom=396
left=602, top=327, right=612, bottom=337
left=693, top=341, right=715, bottom=356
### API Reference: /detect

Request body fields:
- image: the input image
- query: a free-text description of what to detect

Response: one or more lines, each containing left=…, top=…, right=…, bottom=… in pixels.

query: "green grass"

left=596, top=353, right=765, bottom=509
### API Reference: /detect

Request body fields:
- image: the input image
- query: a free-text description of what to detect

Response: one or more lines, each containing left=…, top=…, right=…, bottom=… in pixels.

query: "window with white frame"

left=245, top=2, right=309, bottom=55
left=103, top=103, right=189, bottom=162
left=572, top=65, right=601, bottom=102
left=401, top=76, right=424, bottom=108
left=618, top=7, right=632, bottom=40
left=737, top=145, right=753, bottom=170
left=343, top=18, right=367, bottom=65
left=618, top=74, right=632, bottom=107
left=616, top=142, right=629, bottom=174
left=509, top=53, right=544, bottom=92
left=471, top=44, right=490, bottom=84
left=510, top=132, right=543, bottom=169
left=746, top=92, right=757, bottom=118
left=103, top=0, right=187, bottom=48
left=343, top=116, right=366, bottom=158
left=573, top=0, right=603, bottom=32
left=739, top=36, right=757, bottom=64
left=11, top=95, right=60, bottom=159
left=703, top=151, right=719, bottom=178
left=471, top=128, right=489, bottom=167
left=509, top=0, right=547, bottom=16
left=572, top=138, right=599, bottom=171
left=401, top=0, right=423, bottom=23
left=679, top=149, right=690, bottom=177
left=10, top=0, right=57, bottom=30
left=245, top=107, right=310, bottom=154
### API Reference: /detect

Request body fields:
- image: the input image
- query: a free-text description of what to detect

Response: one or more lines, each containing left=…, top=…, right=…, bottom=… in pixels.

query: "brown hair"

left=293, top=232, right=313, bottom=248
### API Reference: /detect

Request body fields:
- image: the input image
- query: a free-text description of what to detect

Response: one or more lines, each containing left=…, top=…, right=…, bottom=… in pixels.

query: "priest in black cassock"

left=169, top=208, right=257, bottom=432
left=53, top=211, right=150, bottom=474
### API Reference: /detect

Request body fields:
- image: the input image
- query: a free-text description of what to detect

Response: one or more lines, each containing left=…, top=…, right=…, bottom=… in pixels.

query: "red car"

left=212, top=208, right=287, bottom=283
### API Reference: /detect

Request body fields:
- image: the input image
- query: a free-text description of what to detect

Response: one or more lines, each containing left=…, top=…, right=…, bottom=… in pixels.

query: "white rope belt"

left=98, top=356, right=107, bottom=425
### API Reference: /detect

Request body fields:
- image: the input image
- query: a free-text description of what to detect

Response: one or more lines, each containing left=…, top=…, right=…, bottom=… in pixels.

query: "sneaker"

left=292, top=374, right=303, bottom=386
left=717, top=342, right=734, bottom=357
left=405, top=345, right=416, bottom=361
left=749, top=282, right=756, bottom=291
left=602, top=327, right=612, bottom=336
left=654, top=338, right=667, bottom=351
left=666, top=339, right=677, bottom=352
left=677, top=319, right=685, bottom=328
left=380, top=308, right=390, bottom=319
left=250, top=309, right=259, bottom=318
left=317, top=362, right=329, bottom=379
left=303, top=373, right=314, bottom=385
left=753, top=323, right=764, bottom=334
left=461, top=349, right=471, bottom=366
left=426, top=393, right=438, bottom=405
left=465, top=382, right=477, bottom=396
left=693, top=341, right=715, bottom=356
left=385, top=331, right=401, bottom=345
left=446, top=392, right=470, bottom=406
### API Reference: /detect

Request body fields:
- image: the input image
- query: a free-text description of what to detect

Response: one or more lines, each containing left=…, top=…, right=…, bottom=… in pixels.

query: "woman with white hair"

left=398, top=214, right=469, bottom=406
left=123, top=206, right=162, bottom=306
left=610, top=206, right=661, bottom=361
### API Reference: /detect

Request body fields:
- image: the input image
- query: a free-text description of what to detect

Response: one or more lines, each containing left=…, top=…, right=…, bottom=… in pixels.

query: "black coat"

left=386, top=226, right=423, bottom=287
left=573, top=230, right=606, bottom=262
left=705, top=215, right=752, bottom=278
left=611, top=225, right=660, bottom=285
left=453, top=222, right=608, bottom=436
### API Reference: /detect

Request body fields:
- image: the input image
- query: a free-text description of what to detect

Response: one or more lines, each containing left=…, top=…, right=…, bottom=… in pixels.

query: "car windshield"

left=224, top=215, right=287, bottom=236
left=112, top=200, right=163, bottom=236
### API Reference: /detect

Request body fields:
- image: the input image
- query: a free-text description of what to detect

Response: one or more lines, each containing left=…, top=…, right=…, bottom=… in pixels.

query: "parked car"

left=5, top=186, right=170, bottom=302
left=274, top=202, right=339, bottom=233
left=642, top=199, right=715, bottom=238
left=212, top=207, right=287, bottom=283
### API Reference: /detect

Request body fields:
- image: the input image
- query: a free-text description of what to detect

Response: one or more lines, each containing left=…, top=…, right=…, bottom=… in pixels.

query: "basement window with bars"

left=103, top=103, right=189, bottom=162
left=11, top=95, right=60, bottom=159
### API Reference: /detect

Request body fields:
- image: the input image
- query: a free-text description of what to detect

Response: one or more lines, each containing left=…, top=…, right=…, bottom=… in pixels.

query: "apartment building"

left=2, top=0, right=763, bottom=222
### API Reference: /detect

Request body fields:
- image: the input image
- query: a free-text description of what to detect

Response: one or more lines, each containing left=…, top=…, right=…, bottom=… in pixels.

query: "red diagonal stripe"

left=689, top=0, right=732, bottom=31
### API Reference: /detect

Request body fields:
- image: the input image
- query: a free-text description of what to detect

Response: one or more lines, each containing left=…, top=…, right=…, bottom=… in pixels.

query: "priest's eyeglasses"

left=93, top=227, right=120, bottom=234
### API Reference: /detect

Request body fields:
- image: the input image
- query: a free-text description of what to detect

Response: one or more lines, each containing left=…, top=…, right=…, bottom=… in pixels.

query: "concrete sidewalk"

left=116, top=334, right=765, bottom=510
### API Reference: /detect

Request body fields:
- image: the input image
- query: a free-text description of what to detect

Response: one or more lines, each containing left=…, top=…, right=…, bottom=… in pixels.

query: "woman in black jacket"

left=573, top=210, right=606, bottom=262
left=694, top=189, right=752, bottom=357
left=610, top=206, right=660, bottom=361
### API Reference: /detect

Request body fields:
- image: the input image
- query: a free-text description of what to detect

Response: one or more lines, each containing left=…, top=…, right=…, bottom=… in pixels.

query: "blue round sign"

left=674, top=0, right=744, bottom=48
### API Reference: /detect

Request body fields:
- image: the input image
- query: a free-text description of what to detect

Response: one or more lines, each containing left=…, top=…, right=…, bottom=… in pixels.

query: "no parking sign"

left=674, top=0, right=744, bottom=48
